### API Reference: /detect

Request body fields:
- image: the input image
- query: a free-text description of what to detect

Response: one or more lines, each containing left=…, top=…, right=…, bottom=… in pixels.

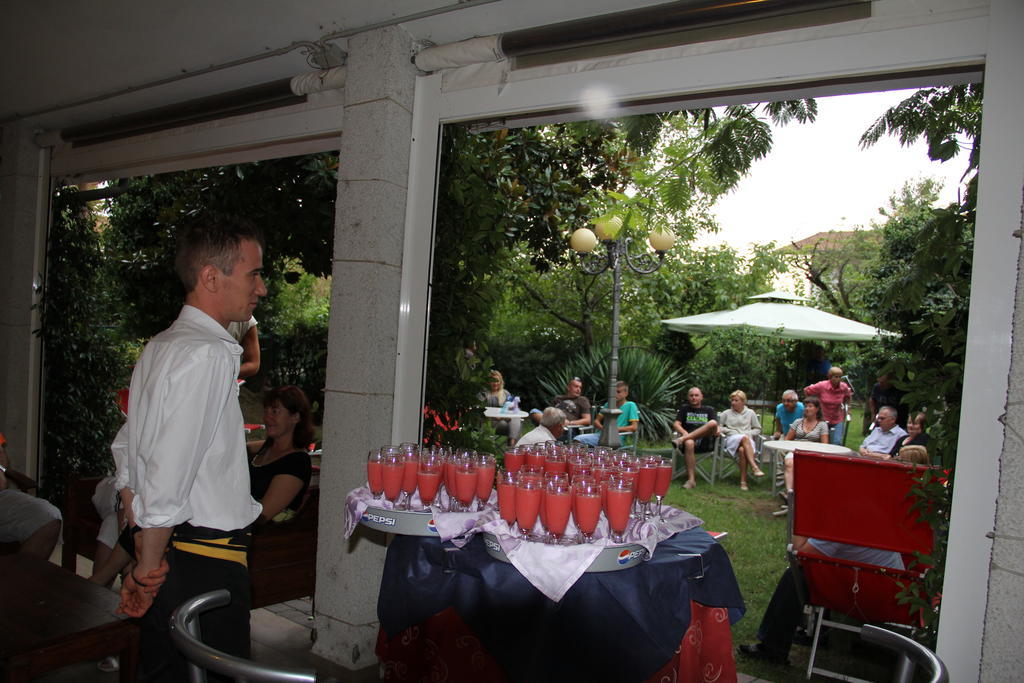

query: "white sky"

left=698, top=88, right=969, bottom=251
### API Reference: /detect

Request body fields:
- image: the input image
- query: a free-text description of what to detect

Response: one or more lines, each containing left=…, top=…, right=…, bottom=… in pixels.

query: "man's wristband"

left=131, top=570, right=152, bottom=588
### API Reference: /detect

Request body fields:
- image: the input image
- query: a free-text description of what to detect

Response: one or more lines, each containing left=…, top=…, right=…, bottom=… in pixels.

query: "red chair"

left=789, top=450, right=935, bottom=681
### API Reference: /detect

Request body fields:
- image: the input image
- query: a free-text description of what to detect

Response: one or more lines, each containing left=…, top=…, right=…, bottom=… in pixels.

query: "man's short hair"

left=174, top=216, right=264, bottom=292
left=878, top=405, right=898, bottom=420
left=616, top=380, right=629, bottom=390
left=782, top=389, right=798, bottom=400
left=540, top=407, right=566, bottom=428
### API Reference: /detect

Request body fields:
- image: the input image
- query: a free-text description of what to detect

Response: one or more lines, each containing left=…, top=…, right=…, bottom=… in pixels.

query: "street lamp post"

left=571, top=222, right=675, bottom=448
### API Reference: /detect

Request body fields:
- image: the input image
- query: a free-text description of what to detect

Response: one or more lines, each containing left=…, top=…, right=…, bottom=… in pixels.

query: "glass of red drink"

left=381, top=452, right=405, bottom=507
left=475, top=453, right=497, bottom=511
left=504, top=446, right=525, bottom=475
left=543, top=478, right=572, bottom=544
left=497, top=470, right=517, bottom=529
left=636, top=456, right=659, bottom=519
left=525, top=445, right=547, bottom=470
left=453, top=456, right=478, bottom=513
left=616, top=460, right=640, bottom=517
left=606, top=475, right=634, bottom=543
left=544, top=451, right=567, bottom=476
left=400, top=449, right=420, bottom=510
left=367, top=449, right=385, bottom=499
left=572, top=477, right=601, bottom=543
left=653, top=457, right=673, bottom=519
left=417, top=453, right=443, bottom=509
left=515, top=473, right=543, bottom=538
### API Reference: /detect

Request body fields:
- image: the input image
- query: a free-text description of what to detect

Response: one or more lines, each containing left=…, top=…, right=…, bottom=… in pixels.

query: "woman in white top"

left=718, top=390, right=763, bottom=491
left=782, top=395, right=828, bottom=491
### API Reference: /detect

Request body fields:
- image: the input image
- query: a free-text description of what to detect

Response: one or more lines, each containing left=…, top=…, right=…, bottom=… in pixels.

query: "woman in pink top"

left=803, top=366, right=852, bottom=445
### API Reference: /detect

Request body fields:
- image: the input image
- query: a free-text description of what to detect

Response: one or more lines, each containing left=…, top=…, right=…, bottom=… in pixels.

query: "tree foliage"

left=38, top=189, right=134, bottom=502
left=102, top=153, right=338, bottom=416
left=425, top=123, right=622, bottom=444
left=859, top=84, right=980, bottom=648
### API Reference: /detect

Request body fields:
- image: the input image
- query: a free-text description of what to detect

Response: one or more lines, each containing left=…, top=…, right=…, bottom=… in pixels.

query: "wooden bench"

left=62, top=477, right=318, bottom=609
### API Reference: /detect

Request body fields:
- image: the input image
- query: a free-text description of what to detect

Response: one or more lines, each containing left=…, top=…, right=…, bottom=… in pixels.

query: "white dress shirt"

left=114, top=305, right=261, bottom=531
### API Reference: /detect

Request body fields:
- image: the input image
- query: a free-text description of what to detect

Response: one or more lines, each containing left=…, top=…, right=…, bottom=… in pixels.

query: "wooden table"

left=0, top=555, right=138, bottom=682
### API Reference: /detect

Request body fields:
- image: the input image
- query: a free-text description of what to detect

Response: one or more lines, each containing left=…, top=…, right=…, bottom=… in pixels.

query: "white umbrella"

left=661, top=298, right=893, bottom=342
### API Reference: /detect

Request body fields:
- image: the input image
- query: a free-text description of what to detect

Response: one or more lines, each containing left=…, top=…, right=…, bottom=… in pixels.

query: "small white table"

left=761, top=440, right=856, bottom=494
left=484, top=407, right=530, bottom=420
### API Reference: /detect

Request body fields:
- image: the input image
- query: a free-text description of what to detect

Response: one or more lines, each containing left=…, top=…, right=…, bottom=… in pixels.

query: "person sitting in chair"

left=479, top=370, right=522, bottom=445
left=529, top=377, right=592, bottom=441
left=771, top=390, right=804, bottom=440
left=890, top=411, right=930, bottom=459
left=858, top=406, right=908, bottom=459
left=718, top=390, right=764, bottom=491
left=516, top=407, right=566, bottom=447
left=671, top=387, right=718, bottom=490
left=739, top=449, right=924, bottom=665
left=0, top=431, right=62, bottom=560
left=574, top=381, right=638, bottom=448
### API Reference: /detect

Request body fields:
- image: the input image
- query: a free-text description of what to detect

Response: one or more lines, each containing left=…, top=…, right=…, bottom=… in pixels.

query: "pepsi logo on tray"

left=362, top=511, right=397, bottom=527
left=484, top=537, right=502, bottom=554
left=426, top=518, right=438, bottom=533
left=617, top=548, right=645, bottom=565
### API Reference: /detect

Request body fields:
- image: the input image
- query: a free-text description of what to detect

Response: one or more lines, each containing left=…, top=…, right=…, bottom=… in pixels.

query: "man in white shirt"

left=858, top=406, right=908, bottom=459
left=114, top=217, right=267, bottom=681
left=516, top=408, right=566, bottom=446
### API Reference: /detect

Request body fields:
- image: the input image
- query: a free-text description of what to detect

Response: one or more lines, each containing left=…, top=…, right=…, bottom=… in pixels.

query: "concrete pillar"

left=312, top=26, right=417, bottom=672
left=0, top=122, right=47, bottom=474
left=980, top=6, right=1024, bottom=676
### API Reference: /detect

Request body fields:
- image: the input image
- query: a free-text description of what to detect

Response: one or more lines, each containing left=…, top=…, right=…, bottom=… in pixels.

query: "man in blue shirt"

left=772, top=390, right=804, bottom=439
left=574, top=381, right=638, bottom=447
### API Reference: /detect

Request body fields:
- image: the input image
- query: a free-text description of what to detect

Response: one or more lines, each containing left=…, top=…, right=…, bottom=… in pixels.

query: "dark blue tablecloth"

left=378, top=528, right=746, bottom=682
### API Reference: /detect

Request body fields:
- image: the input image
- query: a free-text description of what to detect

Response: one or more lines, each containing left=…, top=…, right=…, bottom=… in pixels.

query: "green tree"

left=104, top=153, right=338, bottom=413
left=39, top=189, right=133, bottom=501
left=859, top=83, right=981, bottom=647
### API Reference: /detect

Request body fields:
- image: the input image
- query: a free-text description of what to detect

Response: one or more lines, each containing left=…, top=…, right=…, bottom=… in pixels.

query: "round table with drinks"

left=350, top=442, right=747, bottom=683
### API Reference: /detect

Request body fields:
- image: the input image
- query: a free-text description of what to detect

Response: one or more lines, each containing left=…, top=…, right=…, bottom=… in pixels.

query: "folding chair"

left=713, top=434, right=763, bottom=483
left=789, top=450, right=935, bottom=682
left=670, top=436, right=718, bottom=484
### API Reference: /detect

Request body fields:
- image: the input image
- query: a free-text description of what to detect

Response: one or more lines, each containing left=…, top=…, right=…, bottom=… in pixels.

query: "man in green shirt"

left=573, top=381, right=639, bottom=447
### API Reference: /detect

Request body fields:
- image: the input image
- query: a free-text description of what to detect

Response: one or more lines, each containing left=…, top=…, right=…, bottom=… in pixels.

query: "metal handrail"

left=861, top=625, right=948, bottom=683
left=169, top=589, right=318, bottom=683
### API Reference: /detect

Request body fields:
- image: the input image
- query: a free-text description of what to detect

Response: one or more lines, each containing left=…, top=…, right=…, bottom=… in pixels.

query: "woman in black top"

left=890, top=411, right=930, bottom=458
left=247, top=386, right=314, bottom=523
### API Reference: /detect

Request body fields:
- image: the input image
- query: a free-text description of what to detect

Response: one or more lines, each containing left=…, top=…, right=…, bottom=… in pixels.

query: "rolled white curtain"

left=414, top=35, right=504, bottom=72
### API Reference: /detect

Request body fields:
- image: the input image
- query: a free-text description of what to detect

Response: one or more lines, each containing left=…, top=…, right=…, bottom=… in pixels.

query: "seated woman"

left=478, top=370, right=522, bottom=445
left=247, top=385, right=315, bottom=524
left=781, top=395, right=829, bottom=491
left=718, top=390, right=763, bottom=491
left=890, top=411, right=930, bottom=459
left=90, top=386, right=315, bottom=588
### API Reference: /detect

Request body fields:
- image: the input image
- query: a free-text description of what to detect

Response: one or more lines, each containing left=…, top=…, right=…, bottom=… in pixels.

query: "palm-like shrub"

left=538, top=343, right=686, bottom=442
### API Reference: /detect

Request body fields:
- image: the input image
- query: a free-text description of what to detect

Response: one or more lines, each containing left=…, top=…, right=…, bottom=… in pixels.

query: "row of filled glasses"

left=497, top=449, right=673, bottom=544
left=366, top=444, right=497, bottom=513
left=366, top=443, right=675, bottom=540
left=505, top=444, right=674, bottom=522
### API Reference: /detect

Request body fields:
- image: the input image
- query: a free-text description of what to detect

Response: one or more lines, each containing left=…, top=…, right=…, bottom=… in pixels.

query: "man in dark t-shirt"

left=672, top=387, right=719, bottom=490
left=529, top=377, right=592, bottom=442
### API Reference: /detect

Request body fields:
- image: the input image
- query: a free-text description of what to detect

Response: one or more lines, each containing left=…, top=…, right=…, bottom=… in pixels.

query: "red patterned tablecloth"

left=377, top=600, right=737, bottom=683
